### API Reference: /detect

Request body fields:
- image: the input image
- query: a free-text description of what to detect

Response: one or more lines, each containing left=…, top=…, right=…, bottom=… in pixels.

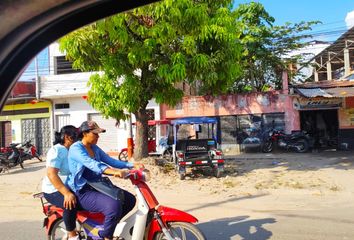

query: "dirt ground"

left=1, top=150, right=354, bottom=239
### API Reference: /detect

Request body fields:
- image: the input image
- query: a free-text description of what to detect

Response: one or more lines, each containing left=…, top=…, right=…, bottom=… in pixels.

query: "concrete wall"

left=165, top=92, right=300, bottom=133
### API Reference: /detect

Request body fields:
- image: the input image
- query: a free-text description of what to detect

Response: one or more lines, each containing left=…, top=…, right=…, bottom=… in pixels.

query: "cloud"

left=345, top=10, right=354, bottom=29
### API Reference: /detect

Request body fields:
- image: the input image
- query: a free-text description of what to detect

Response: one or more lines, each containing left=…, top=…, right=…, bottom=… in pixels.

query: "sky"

left=236, top=0, right=354, bottom=42
left=20, top=1, right=354, bottom=81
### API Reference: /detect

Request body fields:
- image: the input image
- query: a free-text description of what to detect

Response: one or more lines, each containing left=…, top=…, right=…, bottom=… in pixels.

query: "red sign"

left=346, top=97, right=354, bottom=108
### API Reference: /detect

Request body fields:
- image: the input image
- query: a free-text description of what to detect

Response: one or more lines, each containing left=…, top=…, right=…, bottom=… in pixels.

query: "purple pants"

left=76, top=185, right=136, bottom=238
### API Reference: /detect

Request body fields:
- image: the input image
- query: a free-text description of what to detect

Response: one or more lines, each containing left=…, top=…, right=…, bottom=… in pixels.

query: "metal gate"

left=22, top=118, right=51, bottom=155
left=55, top=114, right=70, bottom=131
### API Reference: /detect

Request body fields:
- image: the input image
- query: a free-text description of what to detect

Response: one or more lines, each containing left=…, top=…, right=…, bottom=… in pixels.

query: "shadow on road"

left=1, top=164, right=45, bottom=175
left=185, top=193, right=268, bottom=212
left=198, top=216, right=276, bottom=240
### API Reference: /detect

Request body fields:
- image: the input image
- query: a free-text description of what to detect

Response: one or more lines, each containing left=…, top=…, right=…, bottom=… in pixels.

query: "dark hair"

left=77, top=129, right=88, bottom=140
left=53, top=125, right=78, bottom=145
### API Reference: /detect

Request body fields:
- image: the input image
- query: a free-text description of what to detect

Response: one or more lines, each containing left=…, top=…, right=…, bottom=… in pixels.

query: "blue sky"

left=20, top=1, right=354, bottom=81
left=19, top=48, right=49, bottom=81
left=236, top=0, right=354, bottom=42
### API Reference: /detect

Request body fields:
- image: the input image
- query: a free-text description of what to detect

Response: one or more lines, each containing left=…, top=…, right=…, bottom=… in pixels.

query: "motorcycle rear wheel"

left=154, top=222, right=206, bottom=240
left=294, top=139, right=309, bottom=153
left=262, top=141, right=273, bottom=153
left=49, top=218, right=87, bottom=240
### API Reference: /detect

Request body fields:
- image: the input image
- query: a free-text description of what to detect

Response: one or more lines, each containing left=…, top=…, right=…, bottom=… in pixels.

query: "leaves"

left=59, top=0, right=242, bottom=116
left=230, top=2, right=319, bottom=92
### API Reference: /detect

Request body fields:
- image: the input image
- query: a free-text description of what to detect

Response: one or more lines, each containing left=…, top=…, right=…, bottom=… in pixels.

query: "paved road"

left=1, top=154, right=354, bottom=240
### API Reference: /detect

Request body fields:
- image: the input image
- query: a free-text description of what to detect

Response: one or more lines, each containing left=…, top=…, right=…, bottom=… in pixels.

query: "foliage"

left=231, top=2, right=319, bottom=92
left=59, top=0, right=242, bottom=158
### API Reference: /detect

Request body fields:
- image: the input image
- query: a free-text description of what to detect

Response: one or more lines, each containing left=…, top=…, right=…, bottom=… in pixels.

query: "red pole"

left=127, top=138, right=134, bottom=159
left=127, top=113, right=134, bottom=159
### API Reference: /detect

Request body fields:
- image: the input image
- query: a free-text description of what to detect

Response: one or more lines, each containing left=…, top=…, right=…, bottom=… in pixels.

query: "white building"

left=286, top=40, right=331, bottom=83
left=40, top=43, right=161, bottom=155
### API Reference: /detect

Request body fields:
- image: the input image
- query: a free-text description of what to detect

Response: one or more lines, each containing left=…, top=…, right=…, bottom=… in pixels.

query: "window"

left=54, top=103, right=70, bottom=109
left=55, top=56, right=82, bottom=74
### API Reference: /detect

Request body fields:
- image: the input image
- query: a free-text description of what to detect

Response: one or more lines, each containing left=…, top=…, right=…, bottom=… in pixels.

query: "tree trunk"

left=133, top=107, right=149, bottom=160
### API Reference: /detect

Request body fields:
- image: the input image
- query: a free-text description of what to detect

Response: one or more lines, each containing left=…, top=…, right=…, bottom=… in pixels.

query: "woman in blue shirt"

left=68, top=121, right=138, bottom=240
left=42, top=125, right=79, bottom=240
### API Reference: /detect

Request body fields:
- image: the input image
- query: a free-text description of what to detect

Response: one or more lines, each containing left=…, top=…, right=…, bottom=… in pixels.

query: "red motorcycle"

left=18, top=139, right=42, bottom=161
left=0, top=140, right=42, bottom=162
left=34, top=168, right=205, bottom=240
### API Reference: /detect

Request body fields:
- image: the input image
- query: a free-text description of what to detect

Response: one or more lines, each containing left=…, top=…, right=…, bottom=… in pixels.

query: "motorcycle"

left=262, top=129, right=313, bottom=153
left=0, top=143, right=24, bottom=172
left=34, top=168, right=206, bottom=240
left=119, top=137, right=173, bottom=162
left=19, top=139, right=42, bottom=162
left=119, top=120, right=173, bottom=162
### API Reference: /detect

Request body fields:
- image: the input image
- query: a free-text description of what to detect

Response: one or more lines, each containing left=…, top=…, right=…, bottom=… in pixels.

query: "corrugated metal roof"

left=293, top=80, right=354, bottom=89
left=325, top=87, right=354, bottom=97
left=295, top=88, right=333, bottom=98
left=295, top=87, right=354, bottom=98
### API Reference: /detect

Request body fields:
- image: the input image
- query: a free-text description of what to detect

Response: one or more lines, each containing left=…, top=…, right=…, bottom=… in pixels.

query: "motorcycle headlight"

left=142, top=169, right=151, bottom=182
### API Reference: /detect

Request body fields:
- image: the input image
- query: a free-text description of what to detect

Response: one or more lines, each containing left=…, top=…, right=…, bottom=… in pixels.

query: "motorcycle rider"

left=67, top=120, right=141, bottom=240
left=42, top=125, right=79, bottom=240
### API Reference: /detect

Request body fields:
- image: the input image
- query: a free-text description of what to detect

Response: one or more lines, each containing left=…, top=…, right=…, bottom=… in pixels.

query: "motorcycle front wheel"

left=154, top=222, right=206, bottom=240
left=119, top=150, right=128, bottom=162
left=19, top=158, right=24, bottom=169
left=49, top=218, right=87, bottom=240
left=162, top=149, right=173, bottom=162
left=35, top=153, right=43, bottom=162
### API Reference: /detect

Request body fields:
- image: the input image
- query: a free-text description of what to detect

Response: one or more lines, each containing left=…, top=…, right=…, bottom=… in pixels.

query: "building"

left=0, top=81, right=51, bottom=154
left=38, top=42, right=162, bottom=155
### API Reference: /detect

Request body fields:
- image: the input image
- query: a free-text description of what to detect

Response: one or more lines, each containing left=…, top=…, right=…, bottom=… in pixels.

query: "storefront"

left=164, top=92, right=299, bottom=153
left=0, top=101, right=52, bottom=154
left=293, top=97, right=342, bottom=148
left=294, top=85, right=354, bottom=150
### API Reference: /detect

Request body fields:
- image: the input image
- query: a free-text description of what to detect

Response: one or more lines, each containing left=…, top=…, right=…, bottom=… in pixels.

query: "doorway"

left=0, top=121, right=11, bottom=147
left=300, top=109, right=339, bottom=148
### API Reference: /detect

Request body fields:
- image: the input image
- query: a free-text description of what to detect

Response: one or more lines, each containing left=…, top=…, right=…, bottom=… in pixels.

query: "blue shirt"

left=42, top=144, right=70, bottom=193
left=67, top=141, right=133, bottom=192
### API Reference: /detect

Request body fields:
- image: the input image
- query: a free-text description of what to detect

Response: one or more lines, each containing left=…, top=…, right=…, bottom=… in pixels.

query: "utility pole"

left=34, top=55, right=40, bottom=100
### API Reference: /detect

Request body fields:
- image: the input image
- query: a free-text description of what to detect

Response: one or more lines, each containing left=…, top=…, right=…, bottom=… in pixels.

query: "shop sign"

left=293, top=97, right=343, bottom=110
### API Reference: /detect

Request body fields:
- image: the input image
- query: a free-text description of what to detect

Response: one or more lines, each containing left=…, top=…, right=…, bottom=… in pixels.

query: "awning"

left=295, top=88, right=332, bottom=98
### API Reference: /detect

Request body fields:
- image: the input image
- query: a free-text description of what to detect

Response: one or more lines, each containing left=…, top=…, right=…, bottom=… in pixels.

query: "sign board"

left=293, top=97, right=343, bottom=110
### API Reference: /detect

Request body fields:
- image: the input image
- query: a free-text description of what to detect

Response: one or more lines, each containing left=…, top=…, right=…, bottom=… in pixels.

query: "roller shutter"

left=88, top=113, right=119, bottom=153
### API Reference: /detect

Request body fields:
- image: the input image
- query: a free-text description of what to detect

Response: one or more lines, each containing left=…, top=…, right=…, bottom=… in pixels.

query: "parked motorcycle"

left=262, top=129, right=313, bottom=153
left=0, top=143, right=24, bottom=172
left=34, top=168, right=206, bottom=240
left=19, top=139, right=42, bottom=162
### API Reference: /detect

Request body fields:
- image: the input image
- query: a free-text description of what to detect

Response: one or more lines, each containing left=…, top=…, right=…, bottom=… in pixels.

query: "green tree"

left=232, top=2, right=319, bottom=92
left=59, top=0, right=242, bottom=159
